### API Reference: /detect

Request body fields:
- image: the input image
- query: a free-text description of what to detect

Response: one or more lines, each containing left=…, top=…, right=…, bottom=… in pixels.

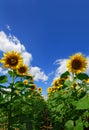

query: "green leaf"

left=65, top=120, right=74, bottom=130
left=8, top=70, right=18, bottom=77
left=77, top=73, right=88, bottom=80
left=24, top=75, right=30, bottom=79
left=8, top=70, right=13, bottom=77
left=60, top=71, right=70, bottom=78
left=64, top=80, right=73, bottom=87
left=0, top=75, right=8, bottom=83
left=56, top=104, right=64, bottom=112
left=84, top=121, right=89, bottom=128
left=15, top=81, right=24, bottom=88
left=75, top=95, right=89, bottom=110
left=74, top=118, right=83, bottom=130
left=0, top=101, right=9, bottom=108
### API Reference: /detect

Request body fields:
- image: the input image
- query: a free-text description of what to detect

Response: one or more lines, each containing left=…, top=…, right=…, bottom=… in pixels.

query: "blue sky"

left=0, top=0, right=89, bottom=97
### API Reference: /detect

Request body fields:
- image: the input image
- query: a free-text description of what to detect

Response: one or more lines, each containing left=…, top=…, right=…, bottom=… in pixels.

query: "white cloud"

left=22, top=52, right=32, bottom=65
left=0, top=30, right=48, bottom=81
left=54, top=59, right=68, bottom=77
left=85, top=56, right=89, bottom=74
left=0, top=67, right=8, bottom=75
left=30, top=66, right=48, bottom=81
left=0, top=31, right=26, bottom=53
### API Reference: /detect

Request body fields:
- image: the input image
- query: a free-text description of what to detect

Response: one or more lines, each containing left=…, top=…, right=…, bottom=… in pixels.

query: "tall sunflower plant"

left=0, top=51, right=45, bottom=130
left=47, top=53, right=89, bottom=130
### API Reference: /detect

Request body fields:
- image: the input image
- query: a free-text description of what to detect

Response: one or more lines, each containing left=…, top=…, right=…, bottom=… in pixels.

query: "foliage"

left=47, top=53, right=89, bottom=130
left=47, top=71, right=89, bottom=130
left=0, top=51, right=46, bottom=130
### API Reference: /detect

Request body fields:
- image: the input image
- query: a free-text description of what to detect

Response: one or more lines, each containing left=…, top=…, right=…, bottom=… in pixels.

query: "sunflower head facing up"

left=0, top=51, right=23, bottom=69
left=67, top=53, right=87, bottom=74
left=47, top=87, right=53, bottom=93
left=17, top=64, right=29, bottom=76
left=52, top=77, right=65, bottom=86
left=52, top=78, right=59, bottom=86
left=29, top=74, right=34, bottom=82
left=23, top=79, right=28, bottom=85
left=38, top=87, right=42, bottom=93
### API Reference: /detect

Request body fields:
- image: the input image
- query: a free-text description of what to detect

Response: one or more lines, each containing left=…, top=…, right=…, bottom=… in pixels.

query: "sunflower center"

left=59, top=79, right=65, bottom=84
left=31, top=85, right=35, bottom=90
left=54, top=81, right=58, bottom=86
left=18, top=67, right=26, bottom=73
left=7, top=57, right=18, bottom=66
left=72, top=59, right=82, bottom=70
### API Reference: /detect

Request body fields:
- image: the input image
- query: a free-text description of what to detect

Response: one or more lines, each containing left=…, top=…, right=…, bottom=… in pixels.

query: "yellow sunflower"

left=64, top=76, right=70, bottom=80
left=52, top=78, right=65, bottom=86
left=23, top=79, right=28, bottom=85
left=17, top=64, right=28, bottom=76
left=38, top=87, right=42, bottom=93
left=29, top=84, right=37, bottom=90
left=0, top=51, right=23, bottom=69
left=47, top=87, right=52, bottom=93
left=84, top=78, right=89, bottom=83
left=67, top=53, right=87, bottom=74
left=70, top=82, right=79, bottom=90
left=52, top=78, right=59, bottom=86
left=29, top=74, right=34, bottom=82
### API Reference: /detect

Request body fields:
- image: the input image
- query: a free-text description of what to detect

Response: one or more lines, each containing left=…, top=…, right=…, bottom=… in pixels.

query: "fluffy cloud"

left=54, top=59, right=68, bottom=77
left=30, top=66, right=48, bottom=81
left=85, top=56, right=89, bottom=74
left=0, top=30, right=48, bottom=81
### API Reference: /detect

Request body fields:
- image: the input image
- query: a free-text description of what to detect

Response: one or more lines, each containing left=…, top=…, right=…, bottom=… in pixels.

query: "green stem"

left=20, top=76, right=22, bottom=82
left=8, top=70, right=14, bottom=130
left=72, top=72, right=75, bottom=80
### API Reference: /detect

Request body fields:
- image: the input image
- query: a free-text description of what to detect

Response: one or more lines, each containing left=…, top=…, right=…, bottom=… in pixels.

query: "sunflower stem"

left=72, top=72, right=75, bottom=80
left=20, top=76, right=23, bottom=82
left=8, top=70, right=14, bottom=130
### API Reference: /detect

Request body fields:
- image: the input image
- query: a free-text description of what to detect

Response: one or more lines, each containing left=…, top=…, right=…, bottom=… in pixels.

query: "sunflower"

left=52, top=78, right=59, bottom=86
left=52, top=78, right=65, bottom=86
left=29, top=74, right=34, bottom=82
left=70, top=82, right=79, bottom=90
left=0, top=51, right=23, bottom=69
left=84, top=78, right=89, bottom=83
left=67, top=53, right=87, bottom=74
left=17, top=64, right=28, bottom=76
left=23, top=79, right=28, bottom=85
left=47, top=87, right=52, bottom=93
left=38, top=87, right=42, bottom=93
left=64, top=76, right=70, bottom=80
left=29, top=84, right=37, bottom=90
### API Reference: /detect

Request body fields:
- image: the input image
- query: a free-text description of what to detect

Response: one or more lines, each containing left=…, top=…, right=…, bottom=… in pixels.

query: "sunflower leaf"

left=77, top=73, right=88, bottom=80
left=75, top=95, right=89, bottom=110
left=74, top=118, right=83, bottom=130
left=0, top=75, right=8, bottom=83
left=65, top=120, right=74, bottom=130
left=60, top=71, right=70, bottom=78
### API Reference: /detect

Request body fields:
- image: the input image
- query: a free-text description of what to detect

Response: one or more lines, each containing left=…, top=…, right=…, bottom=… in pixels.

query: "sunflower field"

left=0, top=51, right=89, bottom=130
left=47, top=53, right=89, bottom=130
